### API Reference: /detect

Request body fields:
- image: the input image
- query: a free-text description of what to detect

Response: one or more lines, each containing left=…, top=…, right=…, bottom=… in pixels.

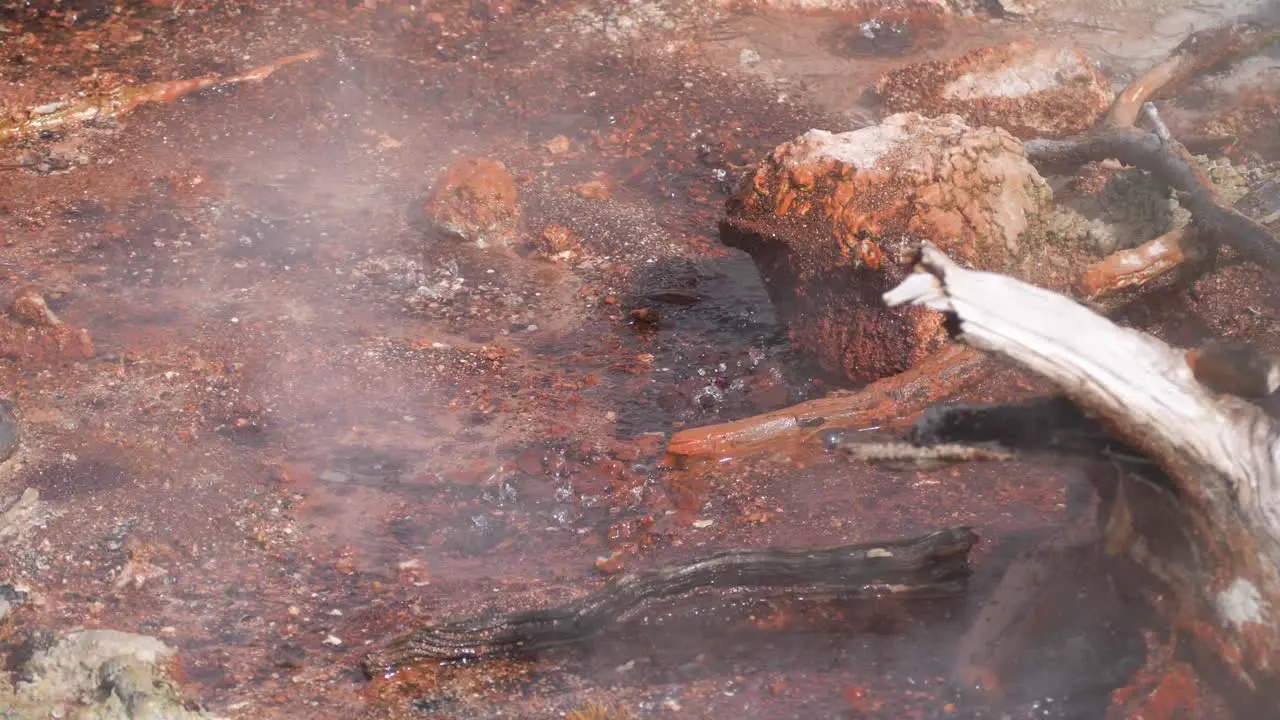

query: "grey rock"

left=0, top=399, right=19, bottom=463
left=0, top=584, right=28, bottom=623
left=271, top=642, right=306, bottom=669
left=1, top=629, right=228, bottom=719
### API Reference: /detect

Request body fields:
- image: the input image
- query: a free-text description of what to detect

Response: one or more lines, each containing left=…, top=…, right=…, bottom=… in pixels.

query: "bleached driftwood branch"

left=884, top=242, right=1280, bottom=550
left=884, top=242, right=1280, bottom=714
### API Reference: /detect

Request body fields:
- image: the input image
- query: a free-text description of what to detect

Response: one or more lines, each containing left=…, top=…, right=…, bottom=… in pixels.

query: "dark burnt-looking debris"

left=362, top=526, right=978, bottom=671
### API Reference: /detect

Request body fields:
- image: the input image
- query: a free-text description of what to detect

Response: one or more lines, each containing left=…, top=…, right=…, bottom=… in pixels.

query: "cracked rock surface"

left=722, top=112, right=1076, bottom=384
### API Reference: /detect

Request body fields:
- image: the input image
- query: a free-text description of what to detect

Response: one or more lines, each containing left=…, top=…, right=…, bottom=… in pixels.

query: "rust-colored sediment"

left=0, top=322, right=94, bottom=361
left=0, top=1, right=1275, bottom=718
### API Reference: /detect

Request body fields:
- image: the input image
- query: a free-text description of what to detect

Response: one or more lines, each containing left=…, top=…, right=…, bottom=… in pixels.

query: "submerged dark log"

left=906, top=395, right=1148, bottom=462
left=885, top=242, right=1280, bottom=717
left=362, top=526, right=978, bottom=676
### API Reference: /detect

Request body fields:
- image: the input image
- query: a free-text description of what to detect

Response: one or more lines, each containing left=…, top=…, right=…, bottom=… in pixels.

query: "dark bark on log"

left=1180, top=134, right=1237, bottom=156
left=908, top=395, right=1137, bottom=460
left=362, top=526, right=978, bottom=676
left=885, top=242, right=1280, bottom=717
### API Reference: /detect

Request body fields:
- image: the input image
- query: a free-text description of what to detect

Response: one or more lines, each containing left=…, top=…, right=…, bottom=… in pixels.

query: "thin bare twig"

left=832, top=439, right=1012, bottom=470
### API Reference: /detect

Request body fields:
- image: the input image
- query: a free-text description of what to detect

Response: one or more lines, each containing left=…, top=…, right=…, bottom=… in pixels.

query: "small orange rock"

left=571, top=178, right=610, bottom=200
left=0, top=320, right=94, bottom=361
left=629, top=308, right=660, bottom=326
left=335, top=555, right=357, bottom=575
left=594, top=551, right=626, bottom=575
left=10, top=289, right=59, bottom=326
left=543, top=135, right=571, bottom=155
left=842, top=685, right=877, bottom=713
left=532, top=224, right=580, bottom=259
left=424, top=157, right=518, bottom=248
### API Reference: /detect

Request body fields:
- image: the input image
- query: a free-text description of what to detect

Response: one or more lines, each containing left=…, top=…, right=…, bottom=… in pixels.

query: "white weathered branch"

left=884, top=243, right=1280, bottom=553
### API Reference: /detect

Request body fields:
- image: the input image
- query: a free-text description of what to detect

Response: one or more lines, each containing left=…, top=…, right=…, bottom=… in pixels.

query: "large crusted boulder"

left=722, top=112, right=1063, bottom=385
left=876, top=42, right=1114, bottom=139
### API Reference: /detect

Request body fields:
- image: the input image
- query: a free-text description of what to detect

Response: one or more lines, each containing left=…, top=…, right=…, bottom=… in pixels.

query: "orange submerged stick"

left=0, top=48, right=322, bottom=144
left=1077, top=227, right=1199, bottom=297
left=666, top=345, right=984, bottom=459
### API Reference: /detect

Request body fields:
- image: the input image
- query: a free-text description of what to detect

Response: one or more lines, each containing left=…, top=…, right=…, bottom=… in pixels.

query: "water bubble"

left=694, top=384, right=724, bottom=409
left=818, top=429, right=847, bottom=450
